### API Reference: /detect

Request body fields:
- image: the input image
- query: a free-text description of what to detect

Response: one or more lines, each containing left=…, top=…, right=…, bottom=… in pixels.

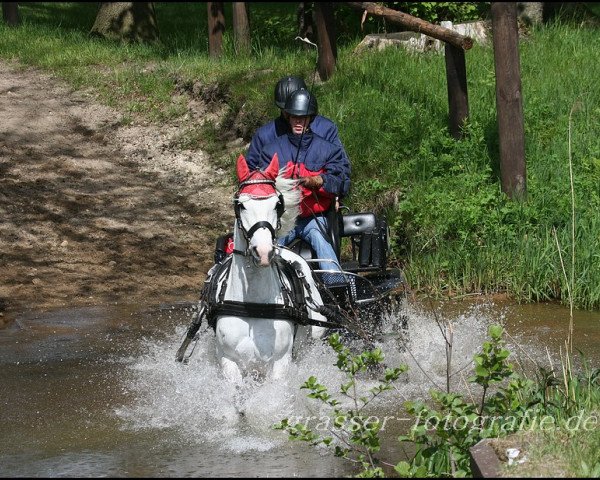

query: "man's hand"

left=299, top=175, right=323, bottom=190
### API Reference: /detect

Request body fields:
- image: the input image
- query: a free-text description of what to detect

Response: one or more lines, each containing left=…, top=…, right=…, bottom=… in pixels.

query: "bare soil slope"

left=0, top=60, right=236, bottom=323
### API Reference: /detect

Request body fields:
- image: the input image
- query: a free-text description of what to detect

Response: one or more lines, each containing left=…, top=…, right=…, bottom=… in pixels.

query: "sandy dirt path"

left=0, top=60, right=237, bottom=324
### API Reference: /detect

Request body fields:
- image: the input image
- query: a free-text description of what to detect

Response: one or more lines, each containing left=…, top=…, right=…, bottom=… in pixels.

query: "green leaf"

left=488, top=324, right=503, bottom=340
left=394, top=461, right=411, bottom=476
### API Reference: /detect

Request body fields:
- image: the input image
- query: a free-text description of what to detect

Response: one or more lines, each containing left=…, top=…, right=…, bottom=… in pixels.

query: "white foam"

left=113, top=300, right=514, bottom=452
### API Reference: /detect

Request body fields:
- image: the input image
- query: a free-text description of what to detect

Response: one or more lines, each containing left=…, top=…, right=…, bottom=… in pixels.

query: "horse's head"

left=234, top=154, right=285, bottom=266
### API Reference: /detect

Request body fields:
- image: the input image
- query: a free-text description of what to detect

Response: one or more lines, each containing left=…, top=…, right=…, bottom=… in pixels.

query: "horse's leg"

left=215, top=316, right=251, bottom=384
left=270, top=320, right=295, bottom=380
left=271, top=350, right=292, bottom=380
left=311, top=325, right=326, bottom=339
left=220, top=356, right=244, bottom=385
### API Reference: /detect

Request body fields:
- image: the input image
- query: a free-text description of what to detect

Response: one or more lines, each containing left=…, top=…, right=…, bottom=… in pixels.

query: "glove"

left=299, top=175, right=324, bottom=190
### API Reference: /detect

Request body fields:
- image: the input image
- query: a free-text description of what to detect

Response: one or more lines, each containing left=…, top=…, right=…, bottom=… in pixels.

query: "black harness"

left=199, top=253, right=346, bottom=330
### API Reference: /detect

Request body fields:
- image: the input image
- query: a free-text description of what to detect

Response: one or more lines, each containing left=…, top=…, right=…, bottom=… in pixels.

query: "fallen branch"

left=345, top=2, right=474, bottom=51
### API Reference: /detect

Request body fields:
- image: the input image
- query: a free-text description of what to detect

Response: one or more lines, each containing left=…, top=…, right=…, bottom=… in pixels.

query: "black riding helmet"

left=284, top=88, right=318, bottom=117
left=274, top=76, right=307, bottom=109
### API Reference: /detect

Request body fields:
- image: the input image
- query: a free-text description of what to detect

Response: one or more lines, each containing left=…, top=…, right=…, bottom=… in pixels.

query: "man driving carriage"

left=246, top=75, right=351, bottom=196
left=254, top=88, right=351, bottom=286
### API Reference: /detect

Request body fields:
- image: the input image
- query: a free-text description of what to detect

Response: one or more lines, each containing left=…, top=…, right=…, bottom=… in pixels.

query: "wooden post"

left=313, top=2, right=337, bottom=81
left=232, top=2, right=250, bottom=55
left=444, top=40, right=469, bottom=139
left=207, top=2, right=225, bottom=58
left=491, top=2, right=527, bottom=199
left=2, top=2, right=20, bottom=27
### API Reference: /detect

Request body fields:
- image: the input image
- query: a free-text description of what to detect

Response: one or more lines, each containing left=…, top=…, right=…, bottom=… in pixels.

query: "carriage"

left=175, top=154, right=407, bottom=382
left=288, top=205, right=406, bottom=326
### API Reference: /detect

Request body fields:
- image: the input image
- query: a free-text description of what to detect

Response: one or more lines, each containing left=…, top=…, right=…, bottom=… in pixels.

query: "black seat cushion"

left=341, top=213, right=377, bottom=237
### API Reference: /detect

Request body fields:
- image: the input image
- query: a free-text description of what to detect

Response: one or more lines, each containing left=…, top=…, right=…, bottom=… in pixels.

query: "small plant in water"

left=397, top=324, right=536, bottom=477
left=273, top=333, right=408, bottom=478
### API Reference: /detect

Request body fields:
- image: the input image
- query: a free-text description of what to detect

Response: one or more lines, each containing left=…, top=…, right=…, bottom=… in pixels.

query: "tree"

left=232, top=2, right=250, bottom=55
left=90, top=2, right=159, bottom=43
left=297, top=2, right=314, bottom=46
left=314, top=3, right=337, bottom=81
left=207, top=2, right=225, bottom=58
left=2, top=2, right=20, bottom=27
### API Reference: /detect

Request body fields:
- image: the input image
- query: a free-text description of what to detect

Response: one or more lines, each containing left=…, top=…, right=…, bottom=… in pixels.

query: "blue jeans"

left=278, top=215, right=345, bottom=286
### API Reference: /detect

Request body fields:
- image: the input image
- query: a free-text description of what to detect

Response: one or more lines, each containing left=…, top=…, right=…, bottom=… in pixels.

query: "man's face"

left=288, top=115, right=310, bottom=135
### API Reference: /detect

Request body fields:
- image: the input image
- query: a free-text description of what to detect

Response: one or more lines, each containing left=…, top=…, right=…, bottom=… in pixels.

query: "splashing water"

left=113, top=298, right=510, bottom=454
left=114, top=323, right=349, bottom=453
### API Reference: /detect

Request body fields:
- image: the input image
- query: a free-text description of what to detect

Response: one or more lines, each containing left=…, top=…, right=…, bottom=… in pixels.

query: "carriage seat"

left=339, top=212, right=388, bottom=273
left=341, top=213, right=377, bottom=237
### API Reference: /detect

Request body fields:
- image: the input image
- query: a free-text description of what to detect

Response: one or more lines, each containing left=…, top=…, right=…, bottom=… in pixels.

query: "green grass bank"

left=1, top=3, right=599, bottom=309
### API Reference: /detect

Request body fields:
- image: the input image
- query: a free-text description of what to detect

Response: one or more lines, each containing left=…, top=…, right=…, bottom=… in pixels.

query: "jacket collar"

left=287, top=130, right=313, bottom=149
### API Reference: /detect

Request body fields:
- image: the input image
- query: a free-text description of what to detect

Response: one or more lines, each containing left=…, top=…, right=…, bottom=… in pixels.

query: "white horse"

left=206, top=153, right=332, bottom=384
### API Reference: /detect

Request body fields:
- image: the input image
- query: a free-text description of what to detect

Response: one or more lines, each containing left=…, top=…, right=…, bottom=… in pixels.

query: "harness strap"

left=274, top=257, right=309, bottom=309
left=246, top=220, right=276, bottom=242
left=208, top=300, right=345, bottom=329
left=205, top=255, right=233, bottom=307
left=202, top=253, right=346, bottom=330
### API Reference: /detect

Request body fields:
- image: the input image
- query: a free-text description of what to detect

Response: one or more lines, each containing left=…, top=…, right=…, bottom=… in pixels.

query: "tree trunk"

left=90, top=2, right=159, bottom=43
left=232, top=2, right=250, bottom=55
left=491, top=2, right=527, bottom=199
left=345, top=2, right=474, bottom=51
left=2, top=2, right=20, bottom=27
left=297, top=2, right=314, bottom=46
left=314, top=2, right=337, bottom=81
left=207, top=2, right=225, bottom=58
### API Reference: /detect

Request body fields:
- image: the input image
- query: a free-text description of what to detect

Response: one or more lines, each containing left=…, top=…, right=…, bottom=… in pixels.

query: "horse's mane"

left=275, top=168, right=300, bottom=237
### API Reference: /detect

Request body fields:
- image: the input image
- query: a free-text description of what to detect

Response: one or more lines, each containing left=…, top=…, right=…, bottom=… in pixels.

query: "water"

left=1, top=299, right=599, bottom=477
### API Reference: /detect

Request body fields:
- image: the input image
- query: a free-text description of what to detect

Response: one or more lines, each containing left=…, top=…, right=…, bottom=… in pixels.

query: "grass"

left=498, top=353, right=600, bottom=478
left=1, top=3, right=599, bottom=309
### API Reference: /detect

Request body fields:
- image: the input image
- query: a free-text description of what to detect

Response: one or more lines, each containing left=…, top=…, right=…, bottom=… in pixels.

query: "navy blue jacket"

left=259, top=132, right=350, bottom=217
left=246, top=114, right=351, bottom=195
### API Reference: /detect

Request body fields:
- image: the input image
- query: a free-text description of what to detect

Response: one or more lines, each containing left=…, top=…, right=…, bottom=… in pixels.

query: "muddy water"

left=1, top=299, right=598, bottom=477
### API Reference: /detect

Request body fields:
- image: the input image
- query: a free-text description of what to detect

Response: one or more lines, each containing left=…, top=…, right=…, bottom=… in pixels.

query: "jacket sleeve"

left=246, top=129, right=270, bottom=171
left=320, top=144, right=349, bottom=198
left=245, top=133, right=264, bottom=171
left=257, top=142, right=278, bottom=172
left=312, top=116, right=351, bottom=198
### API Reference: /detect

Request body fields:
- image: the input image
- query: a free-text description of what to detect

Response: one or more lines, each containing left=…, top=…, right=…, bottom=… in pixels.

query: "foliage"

left=397, top=325, right=600, bottom=478
left=498, top=350, right=600, bottom=478
left=274, top=324, right=600, bottom=478
left=385, top=2, right=488, bottom=24
left=273, top=333, right=408, bottom=478
left=396, top=324, right=531, bottom=477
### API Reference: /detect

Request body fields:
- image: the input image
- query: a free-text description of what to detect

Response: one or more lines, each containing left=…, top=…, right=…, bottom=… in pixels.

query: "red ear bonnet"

left=236, top=153, right=279, bottom=197
left=236, top=154, right=251, bottom=182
